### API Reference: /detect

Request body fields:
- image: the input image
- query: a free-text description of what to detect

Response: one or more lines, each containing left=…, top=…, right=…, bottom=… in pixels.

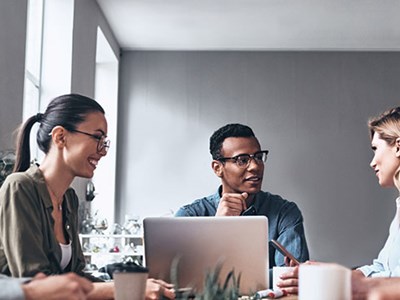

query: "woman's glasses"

left=69, top=129, right=110, bottom=154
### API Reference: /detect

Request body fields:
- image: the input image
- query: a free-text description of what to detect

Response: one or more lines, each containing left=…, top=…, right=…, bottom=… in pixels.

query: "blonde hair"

left=369, top=106, right=400, bottom=191
left=368, top=106, right=400, bottom=145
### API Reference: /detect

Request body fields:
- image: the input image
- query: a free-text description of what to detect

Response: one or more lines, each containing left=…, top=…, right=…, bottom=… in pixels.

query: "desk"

left=239, top=295, right=297, bottom=300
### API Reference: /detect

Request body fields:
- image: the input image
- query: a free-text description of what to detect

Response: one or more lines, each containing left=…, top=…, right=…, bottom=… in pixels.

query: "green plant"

left=0, top=150, right=15, bottom=188
left=171, top=257, right=242, bottom=300
left=198, top=263, right=241, bottom=300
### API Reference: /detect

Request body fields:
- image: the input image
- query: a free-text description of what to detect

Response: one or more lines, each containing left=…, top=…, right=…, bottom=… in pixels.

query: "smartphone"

left=270, top=239, right=300, bottom=265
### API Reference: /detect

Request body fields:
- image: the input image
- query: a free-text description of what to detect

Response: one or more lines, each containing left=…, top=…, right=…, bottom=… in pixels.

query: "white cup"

left=299, top=263, right=351, bottom=300
left=273, top=266, right=295, bottom=290
left=113, top=265, right=148, bottom=300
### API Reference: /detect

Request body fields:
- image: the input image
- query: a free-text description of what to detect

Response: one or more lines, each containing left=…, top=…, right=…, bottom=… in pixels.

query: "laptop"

left=143, top=216, right=269, bottom=295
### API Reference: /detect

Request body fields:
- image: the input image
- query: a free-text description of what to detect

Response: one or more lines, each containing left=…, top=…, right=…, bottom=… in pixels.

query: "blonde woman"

left=348, top=106, right=400, bottom=300
left=279, top=107, right=400, bottom=297
left=355, top=106, right=400, bottom=278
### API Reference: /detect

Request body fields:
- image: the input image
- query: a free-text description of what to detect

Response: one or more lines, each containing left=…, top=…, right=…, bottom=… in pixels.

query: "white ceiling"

left=96, top=0, right=400, bottom=51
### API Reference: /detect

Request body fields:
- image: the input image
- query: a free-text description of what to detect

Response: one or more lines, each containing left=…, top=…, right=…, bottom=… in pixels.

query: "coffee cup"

left=272, top=266, right=295, bottom=290
left=113, top=263, right=148, bottom=300
left=299, top=263, right=351, bottom=300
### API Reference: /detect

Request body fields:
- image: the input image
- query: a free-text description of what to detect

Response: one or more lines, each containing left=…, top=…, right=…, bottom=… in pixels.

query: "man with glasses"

left=175, top=123, right=309, bottom=279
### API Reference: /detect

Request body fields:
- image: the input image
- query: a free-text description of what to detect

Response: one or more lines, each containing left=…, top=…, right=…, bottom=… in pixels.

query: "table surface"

left=239, top=295, right=297, bottom=300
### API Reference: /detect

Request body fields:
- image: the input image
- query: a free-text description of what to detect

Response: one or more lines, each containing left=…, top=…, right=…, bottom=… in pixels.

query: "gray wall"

left=117, top=51, right=400, bottom=268
left=0, top=0, right=27, bottom=151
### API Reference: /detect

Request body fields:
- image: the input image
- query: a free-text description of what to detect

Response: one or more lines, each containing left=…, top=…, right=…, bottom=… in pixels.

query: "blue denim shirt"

left=175, top=187, right=310, bottom=269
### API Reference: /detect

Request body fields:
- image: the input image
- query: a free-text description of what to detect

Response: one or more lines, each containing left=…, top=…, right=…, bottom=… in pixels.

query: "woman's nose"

left=370, top=157, right=376, bottom=169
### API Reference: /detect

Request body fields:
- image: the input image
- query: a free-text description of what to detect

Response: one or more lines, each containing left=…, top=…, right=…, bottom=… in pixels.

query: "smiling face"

left=63, top=111, right=108, bottom=178
left=370, top=132, right=400, bottom=187
left=213, top=136, right=264, bottom=195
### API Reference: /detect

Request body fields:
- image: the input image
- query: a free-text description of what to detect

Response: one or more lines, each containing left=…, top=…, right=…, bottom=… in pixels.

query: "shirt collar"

left=26, top=164, right=70, bottom=213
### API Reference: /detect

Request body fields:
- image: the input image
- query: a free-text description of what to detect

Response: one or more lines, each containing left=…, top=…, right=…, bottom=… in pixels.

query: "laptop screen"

left=143, top=216, right=269, bottom=295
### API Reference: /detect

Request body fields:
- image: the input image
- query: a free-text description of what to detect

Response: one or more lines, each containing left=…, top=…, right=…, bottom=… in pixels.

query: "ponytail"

left=13, top=115, right=40, bottom=172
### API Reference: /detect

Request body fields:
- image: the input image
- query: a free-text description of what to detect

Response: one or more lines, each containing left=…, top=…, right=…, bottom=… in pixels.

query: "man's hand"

left=276, top=265, right=299, bottom=294
left=145, top=278, right=175, bottom=299
left=276, top=260, right=319, bottom=295
left=216, top=192, right=248, bottom=216
left=22, top=273, right=93, bottom=300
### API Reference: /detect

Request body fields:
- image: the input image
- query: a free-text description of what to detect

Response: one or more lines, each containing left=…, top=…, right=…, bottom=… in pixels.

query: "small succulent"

left=198, top=263, right=241, bottom=300
left=171, top=257, right=241, bottom=300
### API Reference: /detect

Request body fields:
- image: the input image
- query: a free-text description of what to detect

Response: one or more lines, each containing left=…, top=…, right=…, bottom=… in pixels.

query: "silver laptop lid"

left=143, top=216, right=269, bottom=295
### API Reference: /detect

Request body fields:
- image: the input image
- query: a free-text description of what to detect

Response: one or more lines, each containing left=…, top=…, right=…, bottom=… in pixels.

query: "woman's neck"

left=39, top=156, right=74, bottom=198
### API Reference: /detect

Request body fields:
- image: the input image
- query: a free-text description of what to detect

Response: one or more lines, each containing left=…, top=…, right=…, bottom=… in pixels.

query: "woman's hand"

left=23, top=273, right=93, bottom=300
left=145, top=278, right=175, bottom=300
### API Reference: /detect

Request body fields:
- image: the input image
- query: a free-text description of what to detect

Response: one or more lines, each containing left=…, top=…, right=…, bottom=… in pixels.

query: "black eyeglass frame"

left=69, top=129, right=110, bottom=153
left=217, top=150, right=269, bottom=168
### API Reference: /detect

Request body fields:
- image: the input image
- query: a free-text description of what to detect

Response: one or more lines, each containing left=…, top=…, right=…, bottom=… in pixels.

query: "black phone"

left=270, top=239, right=300, bottom=265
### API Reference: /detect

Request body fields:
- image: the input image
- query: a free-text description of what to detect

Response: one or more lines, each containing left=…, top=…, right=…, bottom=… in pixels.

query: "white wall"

left=0, top=0, right=120, bottom=223
left=70, top=0, right=120, bottom=223
left=71, top=0, right=119, bottom=96
left=117, top=51, right=400, bottom=268
left=0, top=0, right=27, bottom=150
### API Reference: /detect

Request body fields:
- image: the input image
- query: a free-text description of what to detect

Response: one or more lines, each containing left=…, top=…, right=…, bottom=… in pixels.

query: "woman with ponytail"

left=0, top=94, right=175, bottom=299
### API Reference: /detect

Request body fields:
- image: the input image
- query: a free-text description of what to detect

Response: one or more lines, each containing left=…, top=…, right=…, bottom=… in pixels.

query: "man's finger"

left=241, top=192, right=248, bottom=210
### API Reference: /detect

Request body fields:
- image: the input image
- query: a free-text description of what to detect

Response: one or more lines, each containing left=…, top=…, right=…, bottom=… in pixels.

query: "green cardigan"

left=0, top=165, right=101, bottom=281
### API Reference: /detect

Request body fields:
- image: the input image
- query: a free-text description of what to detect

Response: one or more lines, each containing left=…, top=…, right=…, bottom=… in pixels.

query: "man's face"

left=213, top=136, right=265, bottom=195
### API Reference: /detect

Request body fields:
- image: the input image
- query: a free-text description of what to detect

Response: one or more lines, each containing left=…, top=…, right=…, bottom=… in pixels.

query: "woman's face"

left=370, top=133, right=400, bottom=187
left=63, top=111, right=108, bottom=178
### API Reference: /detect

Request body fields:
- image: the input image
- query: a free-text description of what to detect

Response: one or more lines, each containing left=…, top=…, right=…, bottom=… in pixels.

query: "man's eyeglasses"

left=218, top=150, right=269, bottom=168
left=69, top=129, right=110, bottom=154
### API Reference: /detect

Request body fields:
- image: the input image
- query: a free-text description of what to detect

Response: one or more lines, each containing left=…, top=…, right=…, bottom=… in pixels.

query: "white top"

left=358, top=197, right=400, bottom=277
left=59, top=242, right=72, bottom=270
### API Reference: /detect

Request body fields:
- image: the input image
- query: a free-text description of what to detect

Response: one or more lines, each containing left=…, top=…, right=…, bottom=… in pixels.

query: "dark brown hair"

left=13, top=94, right=105, bottom=172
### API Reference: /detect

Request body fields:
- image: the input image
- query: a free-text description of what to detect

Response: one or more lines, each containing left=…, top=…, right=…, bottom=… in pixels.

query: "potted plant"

left=171, top=258, right=241, bottom=300
left=0, top=150, right=15, bottom=187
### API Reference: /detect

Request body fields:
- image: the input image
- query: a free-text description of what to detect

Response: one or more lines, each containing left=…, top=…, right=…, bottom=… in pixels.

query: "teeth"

left=89, top=159, right=98, bottom=166
left=248, top=177, right=259, bottom=181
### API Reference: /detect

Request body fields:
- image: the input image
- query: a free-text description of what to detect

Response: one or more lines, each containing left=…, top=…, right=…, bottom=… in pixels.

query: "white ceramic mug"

left=272, top=266, right=295, bottom=290
left=113, top=264, right=148, bottom=300
left=299, top=263, right=351, bottom=300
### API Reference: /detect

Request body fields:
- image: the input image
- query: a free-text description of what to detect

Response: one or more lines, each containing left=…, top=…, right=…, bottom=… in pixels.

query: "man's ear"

left=50, top=126, right=66, bottom=149
left=212, top=160, right=224, bottom=178
left=396, top=138, right=400, bottom=158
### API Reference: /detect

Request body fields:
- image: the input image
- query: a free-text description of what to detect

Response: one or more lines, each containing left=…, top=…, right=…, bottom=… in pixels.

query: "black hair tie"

left=36, top=113, right=44, bottom=123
